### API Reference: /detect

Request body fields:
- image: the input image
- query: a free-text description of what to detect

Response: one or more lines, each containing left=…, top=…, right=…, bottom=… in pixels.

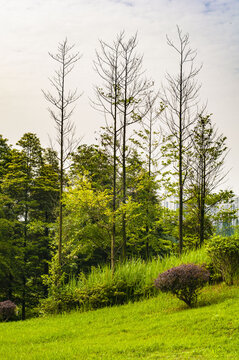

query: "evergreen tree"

left=1, top=133, right=59, bottom=318
left=70, top=144, right=113, bottom=190
left=186, top=114, right=229, bottom=245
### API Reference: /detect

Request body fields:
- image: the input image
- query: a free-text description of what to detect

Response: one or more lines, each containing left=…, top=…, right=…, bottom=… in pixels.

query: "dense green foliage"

left=0, top=283, right=238, bottom=359
left=185, top=115, right=229, bottom=246
left=0, top=32, right=238, bottom=320
left=0, top=133, right=59, bottom=318
left=206, top=235, right=239, bottom=285
left=0, top=127, right=237, bottom=319
left=40, top=248, right=209, bottom=315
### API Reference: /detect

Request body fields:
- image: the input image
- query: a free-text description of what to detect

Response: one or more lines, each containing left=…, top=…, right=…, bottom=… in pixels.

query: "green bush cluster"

left=40, top=280, right=155, bottom=315
left=206, top=235, right=239, bottom=285
left=40, top=248, right=209, bottom=315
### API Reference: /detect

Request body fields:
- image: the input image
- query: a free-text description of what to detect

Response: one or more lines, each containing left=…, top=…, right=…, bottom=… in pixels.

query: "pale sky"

left=0, top=0, right=238, bottom=193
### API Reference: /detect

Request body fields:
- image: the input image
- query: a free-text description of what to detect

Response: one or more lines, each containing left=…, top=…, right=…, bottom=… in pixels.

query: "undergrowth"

left=40, top=248, right=209, bottom=315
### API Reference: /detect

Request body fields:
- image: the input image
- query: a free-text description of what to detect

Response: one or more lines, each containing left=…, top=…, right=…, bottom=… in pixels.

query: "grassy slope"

left=0, top=283, right=238, bottom=360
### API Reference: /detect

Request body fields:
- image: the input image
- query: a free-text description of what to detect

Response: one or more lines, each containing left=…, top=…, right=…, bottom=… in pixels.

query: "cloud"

left=110, top=0, right=134, bottom=6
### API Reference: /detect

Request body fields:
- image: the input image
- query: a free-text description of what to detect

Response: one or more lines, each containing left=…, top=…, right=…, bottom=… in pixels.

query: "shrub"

left=39, top=291, right=79, bottom=315
left=205, top=261, right=223, bottom=284
left=154, top=264, right=209, bottom=307
left=40, top=249, right=209, bottom=315
left=39, top=280, right=156, bottom=315
left=206, top=235, right=239, bottom=285
left=0, top=300, right=17, bottom=321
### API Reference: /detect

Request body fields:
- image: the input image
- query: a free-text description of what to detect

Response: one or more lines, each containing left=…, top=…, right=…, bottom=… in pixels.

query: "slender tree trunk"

left=22, top=203, right=28, bottom=320
left=199, top=152, right=206, bottom=246
left=199, top=196, right=205, bottom=246
left=22, top=278, right=26, bottom=320
left=145, top=117, right=152, bottom=260
left=44, top=211, right=50, bottom=297
left=58, top=60, right=65, bottom=267
left=122, top=113, right=127, bottom=260
left=59, top=146, right=63, bottom=267
left=178, top=51, right=183, bottom=255
left=121, top=60, right=128, bottom=261
left=43, top=39, right=81, bottom=271
left=111, top=158, right=116, bottom=273
left=179, top=154, right=183, bottom=254
left=7, top=273, right=13, bottom=300
left=111, top=80, right=118, bottom=273
left=163, top=27, right=202, bottom=254
left=93, top=33, right=150, bottom=263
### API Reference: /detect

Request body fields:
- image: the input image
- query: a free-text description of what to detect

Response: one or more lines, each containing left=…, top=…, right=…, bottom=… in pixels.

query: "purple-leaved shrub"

left=155, top=263, right=209, bottom=307
left=0, top=300, right=17, bottom=321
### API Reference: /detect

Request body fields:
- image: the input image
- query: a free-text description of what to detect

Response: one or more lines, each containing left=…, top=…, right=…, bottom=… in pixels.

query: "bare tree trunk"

left=59, top=102, right=64, bottom=265
left=93, top=34, right=124, bottom=271
left=118, top=34, right=152, bottom=261
left=134, top=93, right=161, bottom=260
left=162, top=26, right=202, bottom=254
left=199, top=135, right=206, bottom=247
left=22, top=202, right=28, bottom=320
left=122, top=110, right=127, bottom=260
left=111, top=75, right=119, bottom=273
left=122, top=60, right=128, bottom=261
left=111, top=140, right=116, bottom=272
left=178, top=48, right=183, bottom=254
left=93, top=32, right=152, bottom=263
left=145, top=104, right=153, bottom=260
left=43, top=39, right=81, bottom=269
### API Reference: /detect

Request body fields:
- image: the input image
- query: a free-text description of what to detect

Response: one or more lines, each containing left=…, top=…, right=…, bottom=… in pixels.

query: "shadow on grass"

left=162, top=284, right=238, bottom=313
left=197, top=285, right=237, bottom=308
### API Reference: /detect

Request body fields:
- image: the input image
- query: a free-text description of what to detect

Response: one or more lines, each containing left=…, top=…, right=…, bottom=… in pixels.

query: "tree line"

left=0, top=28, right=236, bottom=319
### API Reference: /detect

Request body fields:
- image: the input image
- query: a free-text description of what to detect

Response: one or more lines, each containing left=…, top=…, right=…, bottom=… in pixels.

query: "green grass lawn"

left=0, top=283, right=238, bottom=360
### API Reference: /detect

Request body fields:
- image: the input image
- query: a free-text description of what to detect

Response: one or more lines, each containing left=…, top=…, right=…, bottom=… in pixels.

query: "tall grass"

left=40, top=247, right=209, bottom=315
left=65, top=247, right=208, bottom=293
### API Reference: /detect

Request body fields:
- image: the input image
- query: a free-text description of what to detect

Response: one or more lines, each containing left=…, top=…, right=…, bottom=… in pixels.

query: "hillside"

left=0, top=283, right=238, bottom=360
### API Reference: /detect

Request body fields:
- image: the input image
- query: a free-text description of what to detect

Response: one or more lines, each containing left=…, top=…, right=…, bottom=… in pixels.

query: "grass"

left=65, top=247, right=209, bottom=293
left=1, top=282, right=238, bottom=360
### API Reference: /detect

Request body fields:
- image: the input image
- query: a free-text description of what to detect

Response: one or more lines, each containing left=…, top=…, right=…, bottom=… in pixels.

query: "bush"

left=39, top=291, right=79, bottom=315
left=206, top=235, right=239, bottom=285
left=40, top=249, right=209, bottom=315
left=154, top=264, right=209, bottom=307
left=205, top=261, right=223, bottom=284
left=0, top=300, right=17, bottom=321
left=39, top=280, right=156, bottom=315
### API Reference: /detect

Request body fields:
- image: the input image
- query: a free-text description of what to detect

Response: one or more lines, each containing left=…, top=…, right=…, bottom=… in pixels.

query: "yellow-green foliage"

left=206, top=235, right=239, bottom=285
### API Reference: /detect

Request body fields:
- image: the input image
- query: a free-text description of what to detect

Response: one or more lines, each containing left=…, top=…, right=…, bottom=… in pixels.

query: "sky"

left=0, top=0, right=238, bottom=193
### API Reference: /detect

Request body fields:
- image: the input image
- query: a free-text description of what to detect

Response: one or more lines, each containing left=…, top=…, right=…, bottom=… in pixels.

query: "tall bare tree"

left=135, top=93, right=164, bottom=177
left=131, top=92, right=163, bottom=258
left=118, top=33, right=153, bottom=260
left=92, top=32, right=124, bottom=272
left=162, top=26, right=202, bottom=253
left=43, top=39, right=81, bottom=267
left=93, top=32, right=153, bottom=262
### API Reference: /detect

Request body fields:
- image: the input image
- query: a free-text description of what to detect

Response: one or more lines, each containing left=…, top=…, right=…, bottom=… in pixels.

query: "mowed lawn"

left=0, top=284, right=238, bottom=360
